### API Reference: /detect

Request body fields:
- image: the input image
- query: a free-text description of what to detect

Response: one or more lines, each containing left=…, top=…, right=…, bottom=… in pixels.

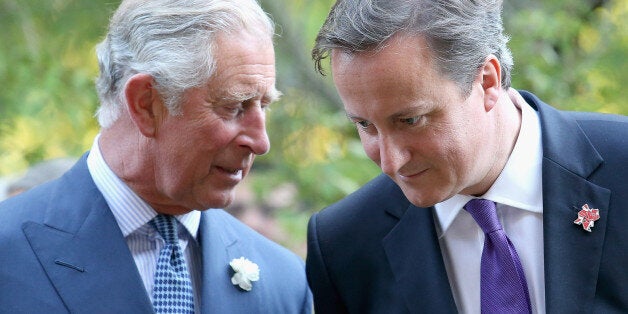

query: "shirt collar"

left=86, top=134, right=201, bottom=239
left=434, top=93, right=544, bottom=236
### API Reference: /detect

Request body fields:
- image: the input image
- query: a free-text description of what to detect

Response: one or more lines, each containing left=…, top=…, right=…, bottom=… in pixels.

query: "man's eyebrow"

left=389, top=108, right=422, bottom=119
left=345, top=105, right=428, bottom=121
left=265, top=87, right=282, bottom=103
left=222, top=90, right=256, bottom=102
left=222, top=86, right=282, bottom=104
left=345, top=112, right=363, bottom=121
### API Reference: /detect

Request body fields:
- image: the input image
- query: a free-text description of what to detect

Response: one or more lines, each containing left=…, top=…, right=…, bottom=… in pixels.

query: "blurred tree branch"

left=260, top=0, right=342, bottom=109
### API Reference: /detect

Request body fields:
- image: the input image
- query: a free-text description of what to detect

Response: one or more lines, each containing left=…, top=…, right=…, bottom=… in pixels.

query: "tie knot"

left=464, top=199, right=502, bottom=234
left=151, top=214, right=179, bottom=245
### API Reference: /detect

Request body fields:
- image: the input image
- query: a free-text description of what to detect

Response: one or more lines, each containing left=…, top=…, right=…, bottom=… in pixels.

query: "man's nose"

left=378, top=133, right=406, bottom=177
left=240, top=106, right=270, bottom=155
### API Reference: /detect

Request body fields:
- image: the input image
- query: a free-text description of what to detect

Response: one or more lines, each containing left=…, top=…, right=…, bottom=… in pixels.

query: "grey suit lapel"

left=22, top=156, right=153, bottom=313
left=529, top=92, right=610, bottom=313
left=382, top=204, right=458, bottom=313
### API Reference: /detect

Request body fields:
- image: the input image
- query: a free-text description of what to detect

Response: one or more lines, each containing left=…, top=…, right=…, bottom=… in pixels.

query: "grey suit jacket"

left=0, top=155, right=312, bottom=313
left=306, top=91, right=628, bottom=313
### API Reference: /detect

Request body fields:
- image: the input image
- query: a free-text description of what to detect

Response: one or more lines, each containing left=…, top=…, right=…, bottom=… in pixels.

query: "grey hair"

left=95, top=0, right=275, bottom=128
left=312, top=0, right=513, bottom=95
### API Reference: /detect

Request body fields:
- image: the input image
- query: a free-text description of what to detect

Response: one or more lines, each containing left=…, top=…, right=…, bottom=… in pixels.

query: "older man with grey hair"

left=306, top=0, right=628, bottom=313
left=0, top=0, right=312, bottom=313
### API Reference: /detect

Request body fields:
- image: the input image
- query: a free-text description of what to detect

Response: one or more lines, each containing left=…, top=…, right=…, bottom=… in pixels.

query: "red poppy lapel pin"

left=574, top=204, right=600, bottom=232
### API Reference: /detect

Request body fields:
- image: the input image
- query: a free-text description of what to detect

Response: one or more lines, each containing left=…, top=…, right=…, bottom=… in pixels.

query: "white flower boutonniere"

left=230, top=257, right=260, bottom=291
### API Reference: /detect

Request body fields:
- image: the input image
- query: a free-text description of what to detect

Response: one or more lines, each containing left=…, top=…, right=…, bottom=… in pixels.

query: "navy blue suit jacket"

left=0, top=155, right=312, bottom=313
left=306, top=91, right=628, bottom=313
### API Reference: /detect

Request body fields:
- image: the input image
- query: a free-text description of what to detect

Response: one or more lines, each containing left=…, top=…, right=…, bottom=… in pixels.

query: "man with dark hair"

left=0, top=1, right=312, bottom=312
left=306, top=0, right=628, bottom=313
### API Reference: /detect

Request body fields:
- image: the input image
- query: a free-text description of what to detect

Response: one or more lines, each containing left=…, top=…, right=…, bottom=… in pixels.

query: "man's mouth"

left=217, top=166, right=242, bottom=175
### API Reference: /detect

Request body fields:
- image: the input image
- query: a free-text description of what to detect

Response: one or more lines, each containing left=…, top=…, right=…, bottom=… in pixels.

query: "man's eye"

left=356, top=120, right=371, bottom=129
left=224, top=104, right=244, bottom=117
left=401, top=116, right=421, bottom=125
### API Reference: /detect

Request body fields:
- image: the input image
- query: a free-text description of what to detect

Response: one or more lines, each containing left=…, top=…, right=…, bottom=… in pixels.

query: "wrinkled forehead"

left=209, top=29, right=278, bottom=101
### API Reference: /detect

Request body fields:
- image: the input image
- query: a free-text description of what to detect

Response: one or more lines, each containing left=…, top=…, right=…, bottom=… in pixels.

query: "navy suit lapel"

left=525, top=92, right=610, bottom=313
left=382, top=204, right=457, bottom=313
left=22, top=156, right=153, bottom=313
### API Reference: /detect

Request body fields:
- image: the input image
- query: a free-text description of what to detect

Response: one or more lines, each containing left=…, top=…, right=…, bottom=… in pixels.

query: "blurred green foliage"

left=506, top=0, right=627, bottom=114
left=0, top=0, right=111, bottom=172
left=1, top=0, right=626, bottom=221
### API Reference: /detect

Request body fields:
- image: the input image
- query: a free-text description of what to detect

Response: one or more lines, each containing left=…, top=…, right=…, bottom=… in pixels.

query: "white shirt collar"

left=434, top=94, right=544, bottom=236
left=86, top=134, right=201, bottom=238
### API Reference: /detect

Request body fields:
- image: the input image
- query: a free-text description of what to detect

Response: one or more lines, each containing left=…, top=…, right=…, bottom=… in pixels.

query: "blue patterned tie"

left=465, top=199, right=532, bottom=314
left=151, top=214, right=195, bottom=313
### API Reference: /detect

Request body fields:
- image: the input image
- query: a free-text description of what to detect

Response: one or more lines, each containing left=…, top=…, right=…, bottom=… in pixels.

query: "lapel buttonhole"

left=54, top=259, right=85, bottom=272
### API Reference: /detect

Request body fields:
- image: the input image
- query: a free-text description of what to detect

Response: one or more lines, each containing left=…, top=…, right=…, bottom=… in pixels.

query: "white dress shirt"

left=86, top=135, right=202, bottom=312
left=434, top=96, right=546, bottom=314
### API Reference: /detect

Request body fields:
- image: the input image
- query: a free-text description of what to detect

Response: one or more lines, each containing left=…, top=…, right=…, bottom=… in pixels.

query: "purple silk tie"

left=465, top=199, right=532, bottom=314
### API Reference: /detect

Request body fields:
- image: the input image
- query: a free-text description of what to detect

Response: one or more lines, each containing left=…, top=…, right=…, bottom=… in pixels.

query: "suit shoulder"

left=322, top=173, right=408, bottom=216
left=0, top=181, right=58, bottom=277
left=571, top=111, right=628, bottom=158
left=569, top=110, right=628, bottom=124
left=311, top=174, right=410, bottom=240
left=0, top=180, right=56, bottom=234
left=570, top=111, right=628, bottom=137
left=0, top=155, right=88, bottom=229
left=321, top=174, right=407, bottom=216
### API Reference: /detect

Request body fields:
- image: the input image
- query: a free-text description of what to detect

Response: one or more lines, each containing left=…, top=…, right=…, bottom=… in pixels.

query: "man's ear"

left=480, top=55, right=501, bottom=112
left=124, top=73, right=163, bottom=137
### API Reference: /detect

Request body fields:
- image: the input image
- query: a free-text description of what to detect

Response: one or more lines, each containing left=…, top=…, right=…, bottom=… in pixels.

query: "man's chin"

left=198, top=192, right=236, bottom=210
left=401, top=187, right=447, bottom=208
